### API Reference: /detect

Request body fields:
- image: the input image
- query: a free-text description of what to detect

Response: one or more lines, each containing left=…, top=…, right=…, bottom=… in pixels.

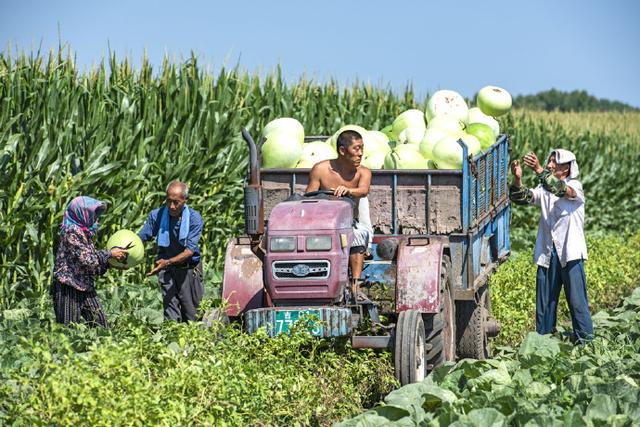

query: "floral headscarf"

left=61, top=196, right=106, bottom=236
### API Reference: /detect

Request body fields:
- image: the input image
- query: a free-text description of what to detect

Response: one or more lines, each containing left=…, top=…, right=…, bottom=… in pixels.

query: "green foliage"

left=0, top=290, right=396, bottom=426
left=501, top=111, right=640, bottom=251
left=514, top=110, right=640, bottom=136
left=490, top=232, right=640, bottom=346
left=0, top=50, right=417, bottom=310
left=2, top=50, right=640, bottom=307
left=513, top=89, right=639, bottom=112
left=340, top=287, right=640, bottom=426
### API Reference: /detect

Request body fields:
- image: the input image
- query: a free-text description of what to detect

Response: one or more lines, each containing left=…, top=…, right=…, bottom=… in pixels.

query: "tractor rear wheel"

left=424, top=254, right=456, bottom=370
left=394, top=310, right=427, bottom=386
left=456, top=287, right=491, bottom=360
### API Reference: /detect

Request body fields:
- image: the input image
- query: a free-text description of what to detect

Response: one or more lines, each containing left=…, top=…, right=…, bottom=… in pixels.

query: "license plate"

left=274, top=309, right=323, bottom=336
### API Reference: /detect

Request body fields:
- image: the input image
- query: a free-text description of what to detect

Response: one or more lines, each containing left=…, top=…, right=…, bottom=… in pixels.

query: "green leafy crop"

left=0, top=296, right=396, bottom=426
left=340, top=287, right=640, bottom=426
left=491, top=232, right=640, bottom=346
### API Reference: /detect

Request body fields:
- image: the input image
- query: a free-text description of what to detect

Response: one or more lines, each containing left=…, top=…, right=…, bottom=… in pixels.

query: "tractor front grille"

left=272, top=260, right=331, bottom=280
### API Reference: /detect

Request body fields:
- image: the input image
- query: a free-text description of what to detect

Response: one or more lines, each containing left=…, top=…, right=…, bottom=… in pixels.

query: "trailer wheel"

left=394, top=310, right=427, bottom=386
left=456, top=287, right=490, bottom=360
left=424, top=255, right=456, bottom=369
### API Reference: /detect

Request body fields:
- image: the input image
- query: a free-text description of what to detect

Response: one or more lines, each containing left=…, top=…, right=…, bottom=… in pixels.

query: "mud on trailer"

left=222, top=129, right=511, bottom=385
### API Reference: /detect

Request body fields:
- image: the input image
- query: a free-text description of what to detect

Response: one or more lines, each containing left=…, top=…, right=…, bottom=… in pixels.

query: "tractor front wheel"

left=394, top=310, right=427, bottom=386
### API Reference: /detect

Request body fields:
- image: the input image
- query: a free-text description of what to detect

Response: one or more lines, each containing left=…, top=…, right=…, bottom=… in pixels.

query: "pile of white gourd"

left=260, top=85, right=512, bottom=170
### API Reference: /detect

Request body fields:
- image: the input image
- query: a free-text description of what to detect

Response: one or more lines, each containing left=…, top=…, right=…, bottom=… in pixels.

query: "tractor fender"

left=395, top=239, right=444, bottom=313
left=222, top=237, right=265, bottom=317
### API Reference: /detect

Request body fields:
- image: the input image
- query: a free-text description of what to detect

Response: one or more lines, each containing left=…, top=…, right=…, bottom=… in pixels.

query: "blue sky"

left=1, top=0, right=639, bottom=107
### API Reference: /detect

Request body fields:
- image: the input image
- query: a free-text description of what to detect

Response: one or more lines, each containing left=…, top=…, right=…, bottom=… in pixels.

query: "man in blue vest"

left=139, top=180, right=204, bottom=321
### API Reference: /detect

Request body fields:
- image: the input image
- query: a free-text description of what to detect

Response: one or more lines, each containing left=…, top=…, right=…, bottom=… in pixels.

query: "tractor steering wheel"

left=303, top=190, right=355, bottom=208
left=303, top=190, right=338, bottom=197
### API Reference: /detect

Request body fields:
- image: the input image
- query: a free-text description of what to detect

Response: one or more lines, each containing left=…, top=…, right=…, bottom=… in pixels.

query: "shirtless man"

left=305, top=130, right=372, bottom=300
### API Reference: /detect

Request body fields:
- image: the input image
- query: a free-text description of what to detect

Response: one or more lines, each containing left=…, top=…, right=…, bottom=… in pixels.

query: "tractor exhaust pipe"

left=242, top=127, right=261, bottom=187
left=241, top=128, right=265, bottom=261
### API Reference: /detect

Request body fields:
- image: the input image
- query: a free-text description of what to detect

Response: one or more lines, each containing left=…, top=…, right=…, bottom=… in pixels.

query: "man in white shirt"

left=510, top=149, right=593, bottom=343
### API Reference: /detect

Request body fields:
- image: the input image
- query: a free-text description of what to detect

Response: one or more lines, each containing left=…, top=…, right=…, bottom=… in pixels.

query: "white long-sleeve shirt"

left=529, top=179, right=587, bottom=268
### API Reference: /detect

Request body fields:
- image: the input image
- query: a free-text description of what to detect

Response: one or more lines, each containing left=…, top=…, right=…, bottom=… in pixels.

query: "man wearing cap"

left=510, top=149, right=593, bottom=343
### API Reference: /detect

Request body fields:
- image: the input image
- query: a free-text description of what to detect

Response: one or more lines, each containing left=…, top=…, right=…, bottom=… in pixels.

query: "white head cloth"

left=548, top=148, right=579, bottom=179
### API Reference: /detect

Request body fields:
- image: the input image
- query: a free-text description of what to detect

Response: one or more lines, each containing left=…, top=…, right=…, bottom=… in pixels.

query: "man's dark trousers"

left=536, top=245, right=593, bottom=343
left=158, top=263, right=204, bottom=321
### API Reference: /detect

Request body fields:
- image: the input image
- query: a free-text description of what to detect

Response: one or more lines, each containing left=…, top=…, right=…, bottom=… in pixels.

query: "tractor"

left=222, top=129, right=509, bottom=385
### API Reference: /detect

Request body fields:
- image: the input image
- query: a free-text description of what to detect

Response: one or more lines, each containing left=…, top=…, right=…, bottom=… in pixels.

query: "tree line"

left=513, top=89, right=638, bottom=112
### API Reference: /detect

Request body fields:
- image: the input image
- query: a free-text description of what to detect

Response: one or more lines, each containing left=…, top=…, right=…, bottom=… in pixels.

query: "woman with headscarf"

left=509, top=149, right=594, bottom=344
left=50, top=196, right=128, bottom=327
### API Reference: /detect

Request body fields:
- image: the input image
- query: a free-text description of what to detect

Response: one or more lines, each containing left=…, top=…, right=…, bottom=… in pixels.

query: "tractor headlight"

left=306, top=236, right=332, bottom=251
left=270, top=236, right=296, bottom=252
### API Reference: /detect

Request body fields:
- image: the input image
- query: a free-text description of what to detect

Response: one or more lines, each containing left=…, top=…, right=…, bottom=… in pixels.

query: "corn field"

left=1, top=50, right=640, bottom=310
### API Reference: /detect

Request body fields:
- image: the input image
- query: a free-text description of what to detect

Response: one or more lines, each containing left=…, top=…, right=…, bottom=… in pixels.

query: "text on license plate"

left=274, top=310, right=323, bottom=336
